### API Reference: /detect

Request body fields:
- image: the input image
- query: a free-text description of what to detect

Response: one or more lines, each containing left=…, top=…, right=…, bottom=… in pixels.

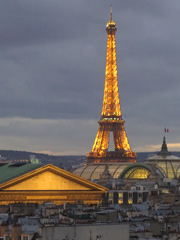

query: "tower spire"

left=110, top=4, right=112, bottom=22
left=87, top=10, right=136, bottom=164
left=157, top=137, right=171, bottom=156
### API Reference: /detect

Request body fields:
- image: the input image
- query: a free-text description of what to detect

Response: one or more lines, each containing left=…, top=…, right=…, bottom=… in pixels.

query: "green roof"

left=0, top=163, right=43, bottom=184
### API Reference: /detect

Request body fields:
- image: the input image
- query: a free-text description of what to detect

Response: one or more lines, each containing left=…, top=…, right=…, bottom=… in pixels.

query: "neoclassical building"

left=0, top=163, right=107, bottom=205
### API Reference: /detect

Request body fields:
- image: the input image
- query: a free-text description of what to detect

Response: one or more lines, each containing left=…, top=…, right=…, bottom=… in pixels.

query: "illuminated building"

left=145, top=137, right=180, bottom=178
left=0, top=163, right=107, bottom=205
left=87, top=6, right=136, bottom=164
left=75, top=137, right=180, bottom=181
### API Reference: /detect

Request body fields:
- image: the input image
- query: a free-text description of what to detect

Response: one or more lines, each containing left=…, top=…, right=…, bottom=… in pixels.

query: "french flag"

left=164, top=128, right=169, bottom=133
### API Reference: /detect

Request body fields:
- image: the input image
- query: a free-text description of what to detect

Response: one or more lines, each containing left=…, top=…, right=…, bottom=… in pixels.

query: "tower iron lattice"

left=87, top=7, right=136, bottom=164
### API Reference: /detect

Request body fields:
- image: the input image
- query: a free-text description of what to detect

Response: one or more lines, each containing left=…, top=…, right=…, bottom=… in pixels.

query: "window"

left=138, top=193, right=142, bottom=198
left=22, top=236, right=28, bottom=240
left=109, top=192, right=113, bottom=198
left=5, top=236, right=12, bottom=240
left=128, top=193, right=133, bottom=198
left=118, top=193, right=123, bottom=198
left=118, top=199, right=123, bottom=204
left=128, top=199, right=133, bottom=204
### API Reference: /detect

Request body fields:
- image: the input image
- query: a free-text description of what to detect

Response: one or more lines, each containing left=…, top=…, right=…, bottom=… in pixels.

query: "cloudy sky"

left=0, top=0, right=180, bottom=155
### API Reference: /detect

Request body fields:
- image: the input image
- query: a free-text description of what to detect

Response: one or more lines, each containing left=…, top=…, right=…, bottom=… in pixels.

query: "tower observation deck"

left=87, top=6, right=136, bottom=164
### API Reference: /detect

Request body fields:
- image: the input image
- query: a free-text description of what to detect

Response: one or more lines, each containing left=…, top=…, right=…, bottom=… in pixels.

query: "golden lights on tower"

left=87, top=6, right=136, bottom=163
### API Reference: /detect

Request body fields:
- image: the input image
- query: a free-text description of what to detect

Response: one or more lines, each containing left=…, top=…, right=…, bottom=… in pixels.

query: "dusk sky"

left=1, top=0, right=180, bottom=155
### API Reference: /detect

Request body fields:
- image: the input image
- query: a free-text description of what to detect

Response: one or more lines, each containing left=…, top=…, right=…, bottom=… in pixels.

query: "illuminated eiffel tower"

left=87, top=6, right=136, bottom=164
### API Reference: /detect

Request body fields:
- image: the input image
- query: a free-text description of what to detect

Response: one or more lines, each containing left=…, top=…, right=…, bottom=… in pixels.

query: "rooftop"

left=0, top=163, right=43, bottom=184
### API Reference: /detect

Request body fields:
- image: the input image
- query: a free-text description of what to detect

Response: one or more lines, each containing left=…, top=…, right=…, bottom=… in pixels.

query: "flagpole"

left=164, top=128, right=169, bottom=137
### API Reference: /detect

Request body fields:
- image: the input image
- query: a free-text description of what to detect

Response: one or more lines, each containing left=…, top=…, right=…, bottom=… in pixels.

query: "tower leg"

left=92, top=125, right=110, bottom=153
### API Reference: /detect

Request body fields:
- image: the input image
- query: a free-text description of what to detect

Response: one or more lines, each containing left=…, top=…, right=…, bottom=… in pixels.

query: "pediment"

left=0, top=164, right=107, bottom=192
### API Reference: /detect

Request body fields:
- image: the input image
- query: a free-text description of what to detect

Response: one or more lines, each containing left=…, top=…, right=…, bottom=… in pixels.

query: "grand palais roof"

left=74, top=137, right=180, bottom=180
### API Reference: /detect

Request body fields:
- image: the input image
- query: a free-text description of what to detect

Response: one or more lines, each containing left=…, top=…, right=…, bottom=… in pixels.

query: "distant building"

left=145, top=137, right=180, bottom=178
left=29, top=155, right=40, bottom=164
left=108, top=188, right=148, bottom=205
left=40, top=223, right=129, bottom=240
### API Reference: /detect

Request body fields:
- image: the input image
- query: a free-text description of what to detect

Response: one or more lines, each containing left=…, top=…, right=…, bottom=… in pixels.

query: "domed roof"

left=74, top=139, right=180, bottom=180
left=119, top=163, right=152, bottom=179
left=147, top=137, right=180, bottom=161
left=73, top=163, right=131, bottom=181
left=146, top=137, right=180, bottom=178
left=73, top=162, right=164, bottom=180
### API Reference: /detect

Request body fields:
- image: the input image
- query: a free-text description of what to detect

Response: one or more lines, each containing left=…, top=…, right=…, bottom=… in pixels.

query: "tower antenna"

left=110, top=4, right=112, bottom=21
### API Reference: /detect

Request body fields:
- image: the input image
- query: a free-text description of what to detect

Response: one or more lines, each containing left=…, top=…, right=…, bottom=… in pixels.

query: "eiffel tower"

left=87, top=6, right=136, bottom=164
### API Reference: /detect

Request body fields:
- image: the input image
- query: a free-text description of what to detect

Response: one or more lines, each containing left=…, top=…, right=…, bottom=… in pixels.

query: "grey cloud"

left=0, top=0, right=180, bottom=154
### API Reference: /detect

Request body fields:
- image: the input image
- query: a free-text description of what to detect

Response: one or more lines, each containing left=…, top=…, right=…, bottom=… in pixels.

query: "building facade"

left=0, top=163, right=107, bottom=205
